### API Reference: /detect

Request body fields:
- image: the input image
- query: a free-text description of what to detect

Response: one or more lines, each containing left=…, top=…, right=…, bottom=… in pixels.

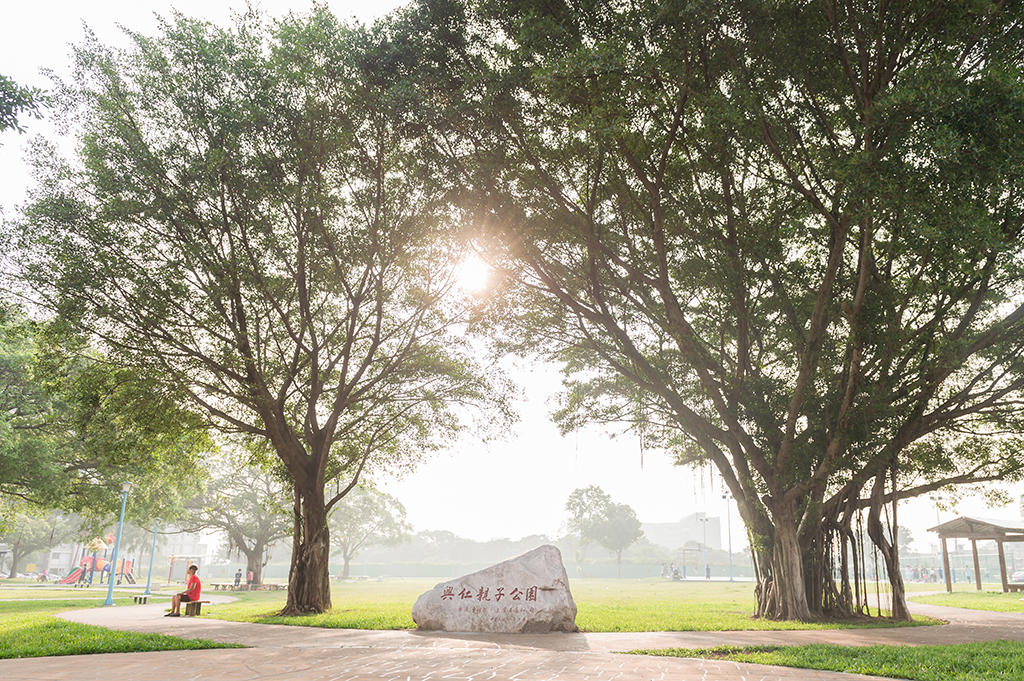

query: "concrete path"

left=1, top=595, right=1020, bottom=680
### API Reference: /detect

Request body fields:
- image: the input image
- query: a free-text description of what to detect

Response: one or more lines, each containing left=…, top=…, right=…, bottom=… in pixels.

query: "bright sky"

left=2, top=1, right=1020, bottom=553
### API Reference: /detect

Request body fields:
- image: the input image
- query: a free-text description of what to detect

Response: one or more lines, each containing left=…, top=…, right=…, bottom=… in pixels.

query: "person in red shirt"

left=166, top=564, right=201, bottom=617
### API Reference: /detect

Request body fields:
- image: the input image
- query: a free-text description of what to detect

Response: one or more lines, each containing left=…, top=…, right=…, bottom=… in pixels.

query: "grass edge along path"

left=0, top=598, right=243, bottom=660
left=626, top=641, right=1024, bottom=681
left=910, top=590, right=1024, bottom=613
left=200, top=580, right=941, bottom=631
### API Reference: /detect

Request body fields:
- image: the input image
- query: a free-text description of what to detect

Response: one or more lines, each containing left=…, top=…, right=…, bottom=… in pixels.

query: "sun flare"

left=455, top=253, right=492, bottom=294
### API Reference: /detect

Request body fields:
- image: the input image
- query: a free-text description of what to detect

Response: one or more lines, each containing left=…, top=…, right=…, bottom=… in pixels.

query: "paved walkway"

left=1, top=595, right=1020, bottom=680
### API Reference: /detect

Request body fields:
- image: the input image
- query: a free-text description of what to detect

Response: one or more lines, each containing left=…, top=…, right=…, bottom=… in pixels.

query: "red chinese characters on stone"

left=443, top=585, right=539, bottom=604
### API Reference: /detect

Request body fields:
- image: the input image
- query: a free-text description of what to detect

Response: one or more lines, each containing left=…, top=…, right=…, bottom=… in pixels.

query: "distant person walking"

left=233, top=569, right=242, bottom=588
left=166, top=565, right=201, bottom=617
left=246, top=569, right=254, bottom=587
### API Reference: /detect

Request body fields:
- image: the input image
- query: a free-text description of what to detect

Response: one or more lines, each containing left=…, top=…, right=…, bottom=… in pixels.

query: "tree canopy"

left=11, top=7, right=510, bottom=613
left=0, top=507, right=82, bottom=577
left=0, top=74, right=43, bottom=137
left=7, top=0, right=1024, bottom=623
left=328, top=484, right=410, bottom=579
left=565, top=485, right=643, bottom=576
left=429, top=0, right=1024, bottom=619
left=0, top=303, right=208, bottom=522
left=186, top=458, right=292, bottom=585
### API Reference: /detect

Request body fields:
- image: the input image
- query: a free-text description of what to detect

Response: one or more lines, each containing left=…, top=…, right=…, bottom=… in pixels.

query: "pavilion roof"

left=927, top=516, right=1024, bottom=540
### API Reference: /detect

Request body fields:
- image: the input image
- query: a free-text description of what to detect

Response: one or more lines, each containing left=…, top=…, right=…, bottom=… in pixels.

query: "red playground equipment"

left=59, top=554, right=136, bottom=584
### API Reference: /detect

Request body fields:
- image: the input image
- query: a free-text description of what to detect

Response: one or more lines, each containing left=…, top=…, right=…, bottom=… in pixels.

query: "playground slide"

left=57, top=557, right=135, bottom=585
left=59, top=567, right=84, bottom=584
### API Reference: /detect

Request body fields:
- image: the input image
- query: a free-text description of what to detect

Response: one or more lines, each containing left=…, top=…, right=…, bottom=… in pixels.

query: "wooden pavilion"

left=928, top=516, right=1024, bottom=593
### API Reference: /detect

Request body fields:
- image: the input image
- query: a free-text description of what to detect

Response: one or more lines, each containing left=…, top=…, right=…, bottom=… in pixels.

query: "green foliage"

left=328, top=485, right=411, bottom=573
left=630, top=641, right=1024, bottom=681
left=10, top=6, right=512, bottom=611
left=565, top=485, right=613, bottom=541
left=0, top=303, right=209, bottom=523
left=565, top=486, right=643, bottom=566
left=0, top=508, right=82, bottom=576
left=188, top=456, right=292, bottom=582
left=0, top=598, right=241, bottom=659
left=419, top=0, right=1024, bottom=617
left=0, top=74, right=43, bottom=136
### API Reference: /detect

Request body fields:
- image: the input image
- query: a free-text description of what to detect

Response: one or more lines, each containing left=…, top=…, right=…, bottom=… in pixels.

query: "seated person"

left=166, top=565, right=202, bottom=617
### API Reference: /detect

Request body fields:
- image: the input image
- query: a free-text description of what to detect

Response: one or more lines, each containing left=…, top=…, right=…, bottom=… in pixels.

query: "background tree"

left=565, top=485, right=643, bottom=577
left=187, top=460, right=292, bottom=586
left=0, top=507, right=81, bottom=577
left=897, top=527, right=914, bottom=555
left=12, top=9, right=509, bottom=613
left=0, top=302, right=208, bottom=521
left=565, top=485, right=612, bottom=547
left=328, top=485, right=410, bottom=579
left=599, top=502, right=644, bottom=578
left=429, top=0, right=1024, bottom=620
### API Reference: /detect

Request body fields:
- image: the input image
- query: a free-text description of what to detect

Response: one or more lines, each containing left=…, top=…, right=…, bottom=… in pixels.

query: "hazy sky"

left=2, top=1, right=1019, bottom=554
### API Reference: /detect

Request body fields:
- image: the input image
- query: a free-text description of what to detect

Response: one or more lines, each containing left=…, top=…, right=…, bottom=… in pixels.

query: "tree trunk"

left=342, top=555, right=351, bottom=579
left=616, top=551, right=622, bottom=578
left=281, top=482, right=331, bottom=615
left=836, top=515, right=855, bottom=617
left=7, top=547, right=21, bottom=578
left=242, top=544, right=264, bottom=586
left=866, top=475, right=910, bottom=621
left=755, top=510, right=812, bottom=621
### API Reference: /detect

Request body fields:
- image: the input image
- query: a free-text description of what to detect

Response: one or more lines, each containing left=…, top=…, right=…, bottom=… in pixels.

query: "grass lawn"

left=912, top=590, right=1024, bottom=612
left=629, top=641, right=1024, bottom=681
left=204, top=578, right=939, bottom=631
left=0, top=588, right=157, bottom=599
left=0, top=597, right=241, bottom=659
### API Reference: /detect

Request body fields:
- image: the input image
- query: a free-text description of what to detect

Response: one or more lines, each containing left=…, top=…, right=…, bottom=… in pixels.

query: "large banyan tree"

left=421, top=0, right=1024, bottom=619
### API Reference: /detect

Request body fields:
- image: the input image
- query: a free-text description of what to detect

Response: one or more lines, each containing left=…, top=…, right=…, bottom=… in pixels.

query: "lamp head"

left=121, top=482, right=132, bottom=493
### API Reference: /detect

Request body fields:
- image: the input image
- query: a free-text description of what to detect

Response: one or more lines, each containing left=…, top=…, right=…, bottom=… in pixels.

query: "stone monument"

left=411, top=544, right=578, bottom=633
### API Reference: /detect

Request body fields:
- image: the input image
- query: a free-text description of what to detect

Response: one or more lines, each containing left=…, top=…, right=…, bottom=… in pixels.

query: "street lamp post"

left=722, top=493, right=733, bottom=581
left=698, top=513, right=709, bottom=580
left=103, top=482, right=131, bottom=607
left=144, top=521, right=158, bottom=596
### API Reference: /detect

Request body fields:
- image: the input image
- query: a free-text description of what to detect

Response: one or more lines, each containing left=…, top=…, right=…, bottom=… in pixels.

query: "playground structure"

left=59, top=553, right=136, bottom=585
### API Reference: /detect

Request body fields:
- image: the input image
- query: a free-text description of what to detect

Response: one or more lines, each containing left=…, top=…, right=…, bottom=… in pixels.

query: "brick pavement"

left=1, top=646, right=898, bottom=681
left=1, top=594, right=1021, bottom=680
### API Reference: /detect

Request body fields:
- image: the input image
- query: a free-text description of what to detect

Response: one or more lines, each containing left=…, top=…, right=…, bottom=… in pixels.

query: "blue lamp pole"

left=144, top=521, right=158, bottom=596
left=103, top=482, right=131, bottom=607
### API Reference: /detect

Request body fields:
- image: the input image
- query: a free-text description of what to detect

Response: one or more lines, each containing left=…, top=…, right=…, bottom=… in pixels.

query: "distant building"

left=642, top=512, right=722, bottom=551
left=163, top=530, right=217, bottom=568
left=46, top=544, right=78, bottom=572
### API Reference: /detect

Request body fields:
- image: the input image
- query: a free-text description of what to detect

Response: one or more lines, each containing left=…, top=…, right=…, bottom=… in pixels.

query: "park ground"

left=2, top=578, right=1024, bottom=679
